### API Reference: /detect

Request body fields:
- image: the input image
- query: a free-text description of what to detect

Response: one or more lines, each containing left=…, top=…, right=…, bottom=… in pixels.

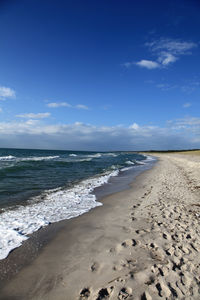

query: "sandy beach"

left=0, top=153, right=200, bottom=299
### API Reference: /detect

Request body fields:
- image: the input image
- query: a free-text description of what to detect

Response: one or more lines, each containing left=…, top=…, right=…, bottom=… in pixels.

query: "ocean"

left=0, top=148, right=155, bottom=260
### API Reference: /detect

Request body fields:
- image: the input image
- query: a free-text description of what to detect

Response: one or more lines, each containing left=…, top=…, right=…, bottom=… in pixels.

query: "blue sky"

left=0, top=0, right=200, bottom=150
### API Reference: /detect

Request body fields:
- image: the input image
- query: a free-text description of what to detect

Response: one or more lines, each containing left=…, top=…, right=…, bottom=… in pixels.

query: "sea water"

left=0, top=148, right=155, bottom=259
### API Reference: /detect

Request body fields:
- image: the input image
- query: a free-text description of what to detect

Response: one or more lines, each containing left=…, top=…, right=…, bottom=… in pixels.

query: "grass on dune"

left=176, top=150, right=200, bottom=156
left=140, top=150, right=200, bottom=156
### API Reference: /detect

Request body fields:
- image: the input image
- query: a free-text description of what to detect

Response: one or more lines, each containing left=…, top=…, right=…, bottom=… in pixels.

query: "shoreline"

left=0, top=152, right=152, bottom=262
left=0, top=156, right=156, bottom=285
left=0, top=153, right=200, bottom=299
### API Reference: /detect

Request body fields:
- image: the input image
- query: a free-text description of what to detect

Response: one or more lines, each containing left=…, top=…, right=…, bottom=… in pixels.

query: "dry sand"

left=0, top=153, right=200, bottom=299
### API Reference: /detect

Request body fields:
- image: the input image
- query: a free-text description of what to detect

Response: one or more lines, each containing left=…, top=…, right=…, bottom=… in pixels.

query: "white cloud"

left=135, top=60, right=160, bottom=69
left=183, top=102, right=192, bottom=108
left=47, top=102, right=89, bottom=110
left=158, top=52, right=177, bottom=66
left=149, top=38, right=197, bottom=66
left=0, top=108, right=2, bottom=112
left=174, top=117, right=200, bottom=126
left=16, top=112, right=51, bottom=119
left=129, top=123, right=139, bottom=130
left=25, top=119, right=40, bottom=125
left=147, top=39, right=197, bottom=55
left=75, top=104, right=89, bottom=110
left=131, top=38, right=197, bottom=70
left=47, top=102, right=71, bottom=108
left=0, top=86, right=16, bottom=100
left=0, top=117, right=199, bottom=150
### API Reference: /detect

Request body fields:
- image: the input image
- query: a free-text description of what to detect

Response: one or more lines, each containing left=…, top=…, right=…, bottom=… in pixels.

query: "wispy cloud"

left=0, top=86, right=16, bottom=100
left=146, top=38, right=197, bottom=67
left=183, top=102, right=192, bottom=108
left=16, top=112, right=51, bottom=119
left=135, top=60, right=160, bottom=69
left=47, top=102, right=71, bottom=108
left=146, top=39, right=197, bottom=55
left=148, top=77, right=200, bottom=93
left=125, top=38, right=197, bottom=70
left=180, top=79, right=200, bottom=94
left=157, top=53, right=177, bottom=66
left=75, top=104, right=89, bottom=110
left=156, top=83, right=177, bottom=91
left=47, top=102, right=89, bottom=110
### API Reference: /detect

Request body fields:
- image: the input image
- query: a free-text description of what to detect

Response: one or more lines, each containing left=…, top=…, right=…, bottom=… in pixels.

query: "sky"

left=0, top=0, right=200, bottom=151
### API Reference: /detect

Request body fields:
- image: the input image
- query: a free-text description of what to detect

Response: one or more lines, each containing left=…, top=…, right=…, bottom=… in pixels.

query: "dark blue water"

left=0, top=148, right=146, bottom=209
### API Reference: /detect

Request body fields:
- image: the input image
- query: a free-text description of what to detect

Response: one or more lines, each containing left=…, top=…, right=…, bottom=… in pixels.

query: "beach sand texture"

left=0, top=153, right=200, bottom=299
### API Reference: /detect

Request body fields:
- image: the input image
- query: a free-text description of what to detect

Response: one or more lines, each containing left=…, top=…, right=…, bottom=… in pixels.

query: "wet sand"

left=0, top=153, right=200, bottom=299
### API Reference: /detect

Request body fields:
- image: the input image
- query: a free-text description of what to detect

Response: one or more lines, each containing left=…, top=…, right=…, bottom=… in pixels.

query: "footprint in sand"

left=96, top=288, right=110, bottom=300
left=122, top=226, right=131, bottom=233
left=141, top=290, right=152, bottom=300
left=79, top=287, right=91, bottom=299
left=96, top=286, right=114, bottom=300
left=118, top=287, right=132, bottom=299
left=110, top=239, right=138, bottom=255
left=91, top=262, right=100, bottom=272
left=121, top=239, right=137, bottom=248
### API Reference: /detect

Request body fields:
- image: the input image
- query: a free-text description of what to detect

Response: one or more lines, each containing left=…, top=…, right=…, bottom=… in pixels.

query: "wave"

left=60, top=157, right=92, bottom=163
left=125, top=160, right=135, bottom=165
left=19, top=156, right=60, bottom=161
left=92, top=153, right=118, bottom=158
left=87, top=153, right=102, bottom=158
left=68, top=153, right=101, bottom=160
left=73, top=158, right=92, bottom=162
left=0, top=156, right=60, bottom=162
left=69, top=152, right=118, bottom=160
left=0, top=155, right=16, bottom=161
left=102, top=153, right=118, bottom=157
left=144, top=155, right=156, bottom=161
left=0, top=169, right=119, bottom=260
left=135, top=160, right=146, bottom=165
left=121, top=166, right=134, bottom=171
left=0, top=153, right=118, bottom=163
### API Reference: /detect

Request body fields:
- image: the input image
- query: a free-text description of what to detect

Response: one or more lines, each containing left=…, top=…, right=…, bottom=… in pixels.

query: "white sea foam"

left=69, top=152, right=118, bottom=160
left=125, top=160, right=135, bottom=165
left=103, top=153, right=118, bottom=157
left=87, top=153, right=102, bottom=158
left=0, top=156, right=60, bottom=162
left=72, top=158, right=92, bottom=162
left=144, top=155, right=156, bottom=161
left=121, top=166, right=134, bottom=171
left=0, top=155, right=16, bottom=161
left=19, top=156, right=60, bottom=161
left=110, top=165, right=119, bottom=170
left=76, top=158, right=92, bottom=162
left=65, top=158, right=92, bottom=162
left=0, top=169, right=119, bottom=260
left=135, top=160, right=146, bottom=165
